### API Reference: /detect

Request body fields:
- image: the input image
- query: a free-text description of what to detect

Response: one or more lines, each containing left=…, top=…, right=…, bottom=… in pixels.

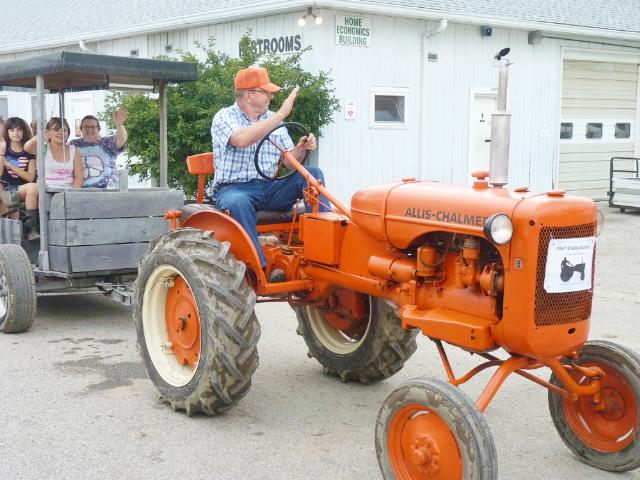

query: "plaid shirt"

left=210, top=103, right=294, bottom=190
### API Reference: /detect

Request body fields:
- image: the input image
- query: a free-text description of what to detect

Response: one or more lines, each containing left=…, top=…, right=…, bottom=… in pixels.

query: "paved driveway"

left=0, top=205, right=639, bottom=479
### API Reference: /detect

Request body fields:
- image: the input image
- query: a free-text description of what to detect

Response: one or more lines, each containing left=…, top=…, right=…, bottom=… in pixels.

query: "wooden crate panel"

left=49, top=189, right=184, bottom=220
left=0, top=218, right=22, bottom=245
left=48, top=217, right=168, bottom=246
left=49, top=243, right=149, bottom=273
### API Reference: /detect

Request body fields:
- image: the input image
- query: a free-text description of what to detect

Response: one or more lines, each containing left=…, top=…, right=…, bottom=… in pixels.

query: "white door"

left=559, top=60, right=638, bottom=198
left=468, top=92, right=497, bottom=181
left=69, top=96, right=93, bottom=139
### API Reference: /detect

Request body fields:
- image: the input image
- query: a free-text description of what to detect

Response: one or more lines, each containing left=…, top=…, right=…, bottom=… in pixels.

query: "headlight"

left=595, top=209, right=604, bottom=236
left=484, top=213, right=513, bottom=245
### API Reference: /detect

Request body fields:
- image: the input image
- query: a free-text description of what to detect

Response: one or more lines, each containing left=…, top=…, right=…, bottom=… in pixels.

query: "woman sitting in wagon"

left=22, top=117, right=83, bottom=239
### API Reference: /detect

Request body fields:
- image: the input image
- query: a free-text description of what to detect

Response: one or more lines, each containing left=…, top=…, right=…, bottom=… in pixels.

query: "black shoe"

left=267, top=268, right=287, bottom=283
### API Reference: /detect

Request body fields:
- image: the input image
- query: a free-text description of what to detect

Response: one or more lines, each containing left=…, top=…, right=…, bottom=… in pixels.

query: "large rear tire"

left=548, top=340, right=640, bottom=472
left=0, top=244, right=36, bottom=334
left=133, top=228, right=260, bottom=415
left=376, top=377, right=498, bottom=479
left=293, top=292, right=417, bottom=383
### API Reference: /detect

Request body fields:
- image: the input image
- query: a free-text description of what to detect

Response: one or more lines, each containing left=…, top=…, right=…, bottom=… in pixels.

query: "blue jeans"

left=215, top=167, right=330, bottom=268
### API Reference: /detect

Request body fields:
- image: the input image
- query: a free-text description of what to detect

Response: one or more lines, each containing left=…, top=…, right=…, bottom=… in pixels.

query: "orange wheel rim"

left=563, top=362, right=638, bottom=452
left=387, top=403, right=463, bottom=479
left=165, top=276, right=201, bottom=370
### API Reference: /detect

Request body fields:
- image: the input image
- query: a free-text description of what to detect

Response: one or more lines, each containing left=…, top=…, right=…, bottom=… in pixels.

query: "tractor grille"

left=534, top=223, right=596, bottom=326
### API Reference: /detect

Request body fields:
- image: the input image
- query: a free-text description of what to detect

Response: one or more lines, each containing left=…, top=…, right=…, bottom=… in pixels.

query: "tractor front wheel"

left=133, top=228, right=260, bottom=415
left=376, top=377, right=498, bottom=479
left=293, top=292, right=417, bottom=383
left=548, top=340, right=640, bottom=472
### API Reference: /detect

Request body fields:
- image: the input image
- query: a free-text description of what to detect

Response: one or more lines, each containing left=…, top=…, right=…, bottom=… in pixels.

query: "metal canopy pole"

left=36, top=75, right=49, bottom=270
left=159, top=80, right=168, bottom=188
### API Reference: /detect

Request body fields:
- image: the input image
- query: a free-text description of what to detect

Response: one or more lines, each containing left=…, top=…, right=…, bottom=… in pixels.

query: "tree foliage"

left=102, top=34, right=340, bottom=197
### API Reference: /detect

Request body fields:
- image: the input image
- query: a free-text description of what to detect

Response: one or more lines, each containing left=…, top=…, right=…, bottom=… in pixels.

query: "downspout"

left=419, top=19, right=447, bottom=180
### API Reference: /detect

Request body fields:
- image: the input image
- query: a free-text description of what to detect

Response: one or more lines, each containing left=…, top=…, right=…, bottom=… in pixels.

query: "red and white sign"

left=344, top=101, right=357, bottom=120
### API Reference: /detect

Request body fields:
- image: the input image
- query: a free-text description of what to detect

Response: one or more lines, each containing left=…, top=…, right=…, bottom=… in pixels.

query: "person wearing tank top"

left=23, top=117, right=83, bottom=240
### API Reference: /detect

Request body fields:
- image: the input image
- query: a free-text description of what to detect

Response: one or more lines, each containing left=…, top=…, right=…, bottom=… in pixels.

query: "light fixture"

left=298, top=7, right=323, bottom=26
left=528, top=30, right=543, bottom=45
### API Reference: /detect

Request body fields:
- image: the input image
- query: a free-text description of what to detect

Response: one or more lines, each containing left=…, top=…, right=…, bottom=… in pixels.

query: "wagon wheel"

left=292, top=291, right=417, bottom=383
left=548, top=340, right=640, bottom=472
left=133, top=228, right=260, bottom=415
left=0, top=244, right=36, bottom=333
left=376, top=377, right=498, bottom=479
left=253, top=122, right=310, bottom=181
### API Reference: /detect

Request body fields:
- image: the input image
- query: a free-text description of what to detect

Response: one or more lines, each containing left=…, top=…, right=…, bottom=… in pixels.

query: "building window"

left=370, top=87, right=408, bottom=129
left=560, top=123, right=573, bottom=139
left=615, top=123, right=631, bottom=139
left=0, top=97, right=7, bottom=119
left=586, top=123, right=602, bottom=139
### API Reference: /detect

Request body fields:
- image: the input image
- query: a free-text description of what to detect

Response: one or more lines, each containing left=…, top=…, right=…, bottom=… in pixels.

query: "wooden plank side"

left=50, top=190, right=184, bottom=219
left=48, top=217, right=169, bottom=246
left=67, top=243, right=149, bottom=272
left=49, top=246, right=71, bottom=273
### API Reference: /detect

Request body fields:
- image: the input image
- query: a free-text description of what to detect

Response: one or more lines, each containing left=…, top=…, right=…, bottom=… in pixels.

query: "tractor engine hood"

left=350, top=180, right=529, bottom=249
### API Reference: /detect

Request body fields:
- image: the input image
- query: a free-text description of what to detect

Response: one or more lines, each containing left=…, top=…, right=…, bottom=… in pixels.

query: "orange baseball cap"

left=234, top=67, right=281, bottom=93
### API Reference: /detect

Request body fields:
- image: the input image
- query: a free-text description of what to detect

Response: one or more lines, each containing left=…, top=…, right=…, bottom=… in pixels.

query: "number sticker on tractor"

left=543, top=237, right=596, bottom=293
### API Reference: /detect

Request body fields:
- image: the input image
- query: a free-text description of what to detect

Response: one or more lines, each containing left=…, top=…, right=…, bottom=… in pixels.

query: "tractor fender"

left=181, top=209, right=262, bottom=275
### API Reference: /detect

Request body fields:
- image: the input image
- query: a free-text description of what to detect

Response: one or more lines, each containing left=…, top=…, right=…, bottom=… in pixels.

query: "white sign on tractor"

left=544, top=236, right=596, bottom=293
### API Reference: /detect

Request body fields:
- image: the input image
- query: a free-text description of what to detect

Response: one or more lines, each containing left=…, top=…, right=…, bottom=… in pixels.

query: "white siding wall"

left=1, top=9, right=639, bottom=202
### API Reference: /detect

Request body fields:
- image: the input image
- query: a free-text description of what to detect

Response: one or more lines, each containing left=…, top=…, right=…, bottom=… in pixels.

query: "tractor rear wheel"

left=548, top=340, right=640, bottom=472
left=133, top=228, right=260, bottom=416
left=0, top=244, right=36, bottom=334
left=293, top=291, right=417, bottom=383
left=376, top=377, right=498, bottom=479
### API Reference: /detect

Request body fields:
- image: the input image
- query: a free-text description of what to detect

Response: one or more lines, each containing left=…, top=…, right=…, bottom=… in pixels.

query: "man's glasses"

left=247, top=89, right=272, bottom=96
left=81, top=125, right=99, bottom=131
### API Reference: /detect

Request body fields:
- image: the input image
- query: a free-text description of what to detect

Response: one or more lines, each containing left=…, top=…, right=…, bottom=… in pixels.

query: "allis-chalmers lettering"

left=404, top=207, right=487, bottom=226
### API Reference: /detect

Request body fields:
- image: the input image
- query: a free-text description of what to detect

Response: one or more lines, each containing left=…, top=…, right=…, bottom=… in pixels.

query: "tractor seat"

left=184, top=152, right=304, bottom=225
left=180, top=203, right=303, bottom=225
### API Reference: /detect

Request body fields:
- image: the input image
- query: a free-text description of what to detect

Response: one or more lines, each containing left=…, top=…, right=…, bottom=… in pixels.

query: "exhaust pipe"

left=489, top=48, right=512, bottom=187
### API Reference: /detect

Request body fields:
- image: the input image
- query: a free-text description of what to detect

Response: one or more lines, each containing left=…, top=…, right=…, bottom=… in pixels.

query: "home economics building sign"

left=336, top=15, right=371, bottom=47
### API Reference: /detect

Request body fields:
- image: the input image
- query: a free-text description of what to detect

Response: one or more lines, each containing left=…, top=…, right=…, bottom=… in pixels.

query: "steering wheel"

left=253, top=122, right=310, bottom=181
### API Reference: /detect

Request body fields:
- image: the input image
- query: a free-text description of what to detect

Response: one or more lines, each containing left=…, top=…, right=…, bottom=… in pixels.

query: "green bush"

left=102, top=34, right=340, bottom=198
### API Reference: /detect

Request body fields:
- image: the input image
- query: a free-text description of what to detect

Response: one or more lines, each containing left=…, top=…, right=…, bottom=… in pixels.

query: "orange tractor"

left=133, top=49, right=639, bottom=479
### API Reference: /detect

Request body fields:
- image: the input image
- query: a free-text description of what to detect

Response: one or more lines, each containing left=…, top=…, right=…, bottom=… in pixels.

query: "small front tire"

left=376, top=377, right=498, bottom=479
left=549, top=340, right=640, bottom=472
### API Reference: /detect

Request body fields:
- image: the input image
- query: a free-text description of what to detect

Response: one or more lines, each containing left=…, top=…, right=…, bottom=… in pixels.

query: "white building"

left=1, top=0, right=639, bottom=200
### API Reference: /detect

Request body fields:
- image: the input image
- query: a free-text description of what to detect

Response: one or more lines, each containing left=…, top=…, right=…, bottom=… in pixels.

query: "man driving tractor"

left=210, top=66, right=328, bottom=282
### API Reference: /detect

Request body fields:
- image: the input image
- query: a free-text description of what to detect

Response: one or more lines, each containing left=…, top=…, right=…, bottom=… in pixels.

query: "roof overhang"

left=0, top=1, right=638, bottom=56
left=0, top=51, right=198, bottom=92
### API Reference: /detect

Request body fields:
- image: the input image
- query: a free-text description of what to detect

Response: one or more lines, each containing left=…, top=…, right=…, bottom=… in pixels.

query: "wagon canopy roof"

left=0, top=51, right=198, bottom=92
